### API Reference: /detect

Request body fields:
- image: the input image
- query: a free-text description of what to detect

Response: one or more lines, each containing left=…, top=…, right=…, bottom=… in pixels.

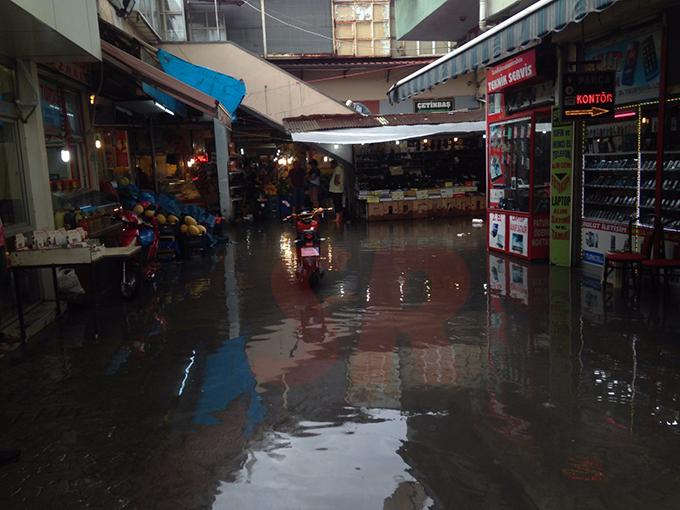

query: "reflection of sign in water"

left=585, top=28, right=661, bottom=104
left=550, top=110, right=574, bottom=266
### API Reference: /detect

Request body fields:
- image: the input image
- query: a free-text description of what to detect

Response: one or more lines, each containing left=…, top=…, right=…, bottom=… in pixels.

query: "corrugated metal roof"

left=282, top=110, right=484, bottom=134
left=272, top=57, right=437, bottom=70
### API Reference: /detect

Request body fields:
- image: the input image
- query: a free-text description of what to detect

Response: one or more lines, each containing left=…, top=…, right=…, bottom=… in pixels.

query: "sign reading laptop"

left=415, top=98, right=455, bottom=113
left=561, top=71, right=616, bottom=119
left=486, top=49, right=537, bottom=94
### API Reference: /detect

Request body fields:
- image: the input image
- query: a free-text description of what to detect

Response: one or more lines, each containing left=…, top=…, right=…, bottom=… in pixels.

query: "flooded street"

left=2, top=218, right=680, bottom=509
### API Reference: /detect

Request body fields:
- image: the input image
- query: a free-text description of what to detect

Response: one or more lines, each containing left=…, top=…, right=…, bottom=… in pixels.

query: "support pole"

left=214, top=118, right=232, bottom=219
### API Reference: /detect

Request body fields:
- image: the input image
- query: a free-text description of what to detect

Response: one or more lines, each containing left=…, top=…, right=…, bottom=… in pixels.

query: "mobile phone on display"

left=641, top=35, right=659, bottom=82
left=490, top=157, right=503, bottom=181
left=622, top=41, right=639, bottom=87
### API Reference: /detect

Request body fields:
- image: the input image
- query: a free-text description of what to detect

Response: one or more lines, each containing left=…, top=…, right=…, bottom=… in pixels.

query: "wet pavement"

left=2, top=218, right=680, bottom=509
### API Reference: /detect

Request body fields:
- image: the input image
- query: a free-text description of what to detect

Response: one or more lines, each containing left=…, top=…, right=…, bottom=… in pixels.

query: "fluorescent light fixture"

left=154, top=101, right=174, bottom=116
left=60, top=149, right=71, bottom=163
left=615, top=111, right=636, bottom=119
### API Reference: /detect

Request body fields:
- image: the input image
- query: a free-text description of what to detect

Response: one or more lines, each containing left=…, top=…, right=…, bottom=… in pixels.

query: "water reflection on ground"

left=1, top=219, right=680, bottom=509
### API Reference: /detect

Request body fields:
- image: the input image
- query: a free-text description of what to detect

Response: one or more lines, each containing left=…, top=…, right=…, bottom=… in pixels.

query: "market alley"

left=2, top=218, right=680, bottom=509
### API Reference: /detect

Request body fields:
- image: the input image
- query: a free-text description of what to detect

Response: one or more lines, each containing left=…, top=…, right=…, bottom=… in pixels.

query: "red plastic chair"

left=641, top=217, right=680, bottom=290
left=602, top=217, right=653, bottom=289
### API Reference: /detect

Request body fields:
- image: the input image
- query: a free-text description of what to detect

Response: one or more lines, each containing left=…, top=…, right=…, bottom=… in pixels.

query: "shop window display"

left=0, top=119, right=28, bottom=227
left=488, top=117, right=531, bottom=212
left=40, top=81, right=89, bottom=190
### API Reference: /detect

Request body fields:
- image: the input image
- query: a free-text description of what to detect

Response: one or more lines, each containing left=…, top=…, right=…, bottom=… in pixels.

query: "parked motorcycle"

left=116, top=209, right=160, bottom=298
left=284, top=208, right=329, bottom=287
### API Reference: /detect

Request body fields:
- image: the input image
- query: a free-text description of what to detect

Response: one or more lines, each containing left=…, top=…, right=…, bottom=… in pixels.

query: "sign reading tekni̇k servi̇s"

left=486, top=49, right=537, bottom=94
left=561, top=71, right=616, bottom=119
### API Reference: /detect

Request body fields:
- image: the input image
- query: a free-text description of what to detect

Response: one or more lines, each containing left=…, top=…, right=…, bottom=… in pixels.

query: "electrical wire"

left=241, top=0, right=333, bottom=41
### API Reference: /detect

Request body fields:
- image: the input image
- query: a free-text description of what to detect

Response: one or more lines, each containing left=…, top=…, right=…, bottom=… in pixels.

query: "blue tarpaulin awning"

left=157, top=49, right=246, bottom=119
left=387, top=0, right=620, bottom=103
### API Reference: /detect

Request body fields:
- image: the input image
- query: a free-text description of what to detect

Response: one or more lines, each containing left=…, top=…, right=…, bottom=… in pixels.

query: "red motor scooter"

left=116, top=209, right=160, bottom=298
left=285, top=208, right=328, bottom=287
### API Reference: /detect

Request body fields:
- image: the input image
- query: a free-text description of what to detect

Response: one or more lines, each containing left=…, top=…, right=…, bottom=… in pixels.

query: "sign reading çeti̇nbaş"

left=486, top=49, right=537, bottom=94
left=414, top=98, right=454, bottom=113
left=561, top=71, right=616, bottom=119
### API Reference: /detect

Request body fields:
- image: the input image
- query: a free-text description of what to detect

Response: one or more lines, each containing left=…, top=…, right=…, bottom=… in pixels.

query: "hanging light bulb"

left=60, top=149, right=71, bottom=163
left=187, top=158, right=195, bottom=168
left=94, top=138, right=102, bottom=150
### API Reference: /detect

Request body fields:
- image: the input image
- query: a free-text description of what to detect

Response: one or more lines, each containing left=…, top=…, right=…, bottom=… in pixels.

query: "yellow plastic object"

left=197, top=225, right=207, bottom=234
left=188, top=225, right=200, bottom=236
left=184, top=216, right=197, bottom=226
left=156, top=214, right=167, bottom=225
left=168, top=215, right=179, bottom=224
left=54, top=211, right=66, bottom=229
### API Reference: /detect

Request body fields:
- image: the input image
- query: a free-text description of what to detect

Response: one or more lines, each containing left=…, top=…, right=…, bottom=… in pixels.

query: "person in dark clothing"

left=289, top=163, right=307, bottom=212
left=307, top=159, right=321, bottom=208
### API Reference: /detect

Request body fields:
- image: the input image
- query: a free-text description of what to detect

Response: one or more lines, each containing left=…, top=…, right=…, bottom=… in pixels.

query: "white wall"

left=298, top=68, right=481, bottom=112
left=160, top=43, right=354, bottom=127
left=12, top=0, right=101, bottom=60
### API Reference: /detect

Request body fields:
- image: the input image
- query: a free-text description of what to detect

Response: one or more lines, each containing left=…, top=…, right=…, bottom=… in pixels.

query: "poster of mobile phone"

left=509, top=262, right=529, bottom=305
left=508, top=216, right=529, bottom=256
left=585, top=28, right=661, bottom=104
left=489, top=212, right=506, bottom=251
left=488, top=253, right=507, bottom=295
left=488, top=124, right=505, bottom=207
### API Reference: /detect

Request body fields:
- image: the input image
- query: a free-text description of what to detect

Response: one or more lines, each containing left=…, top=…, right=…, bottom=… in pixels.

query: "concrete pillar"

left=213, top=118, right=232, bottom=219
left=16, top=59, right=54, bottom=231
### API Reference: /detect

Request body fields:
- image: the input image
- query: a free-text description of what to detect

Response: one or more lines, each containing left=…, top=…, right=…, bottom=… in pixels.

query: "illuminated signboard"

left=561, top=71, right=616, bottom=119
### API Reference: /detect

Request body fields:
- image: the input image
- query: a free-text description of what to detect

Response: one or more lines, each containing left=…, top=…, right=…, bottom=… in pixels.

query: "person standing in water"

left=308, top=159, right=321, bottom=208
left=329, top=159, right=345, bottom=224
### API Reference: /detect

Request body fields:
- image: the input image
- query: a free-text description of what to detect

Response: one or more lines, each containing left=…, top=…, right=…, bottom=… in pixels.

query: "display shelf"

left=584, top=185, right=638, bottom=189
left=584, top=151, right=638, bottom=156
left=585, top=201, right=637, bottom=208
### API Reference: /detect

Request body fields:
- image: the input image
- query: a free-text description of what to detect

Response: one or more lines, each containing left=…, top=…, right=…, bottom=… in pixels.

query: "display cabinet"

left=487, top=109, right=551, bottom=260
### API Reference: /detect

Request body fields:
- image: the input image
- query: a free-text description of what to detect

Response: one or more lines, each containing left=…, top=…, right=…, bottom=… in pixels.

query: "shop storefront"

left=0, top=59, right=41, bottom=327
left=578, top=23, right=680, bottom=274
left=486, top=49, right=554, bottom=260
left=284, top=112, right=487, bottom=221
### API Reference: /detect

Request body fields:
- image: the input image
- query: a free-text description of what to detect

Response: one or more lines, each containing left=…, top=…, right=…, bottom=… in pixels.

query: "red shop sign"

left=486, top=49, right=537, bottom=94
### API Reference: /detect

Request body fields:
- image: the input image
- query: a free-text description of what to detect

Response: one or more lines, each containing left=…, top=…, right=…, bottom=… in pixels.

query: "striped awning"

left=388, top=0, right=620, bottom=103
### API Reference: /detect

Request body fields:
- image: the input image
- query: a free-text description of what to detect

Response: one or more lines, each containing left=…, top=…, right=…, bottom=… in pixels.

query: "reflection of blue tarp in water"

left=156, top=49, right=245, bottom=118
left=193, top=336, right=265, bottom=437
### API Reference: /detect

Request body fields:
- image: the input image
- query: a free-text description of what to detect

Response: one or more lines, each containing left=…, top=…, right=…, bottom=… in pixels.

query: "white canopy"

left=290, top=121, right=485, bottom=145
